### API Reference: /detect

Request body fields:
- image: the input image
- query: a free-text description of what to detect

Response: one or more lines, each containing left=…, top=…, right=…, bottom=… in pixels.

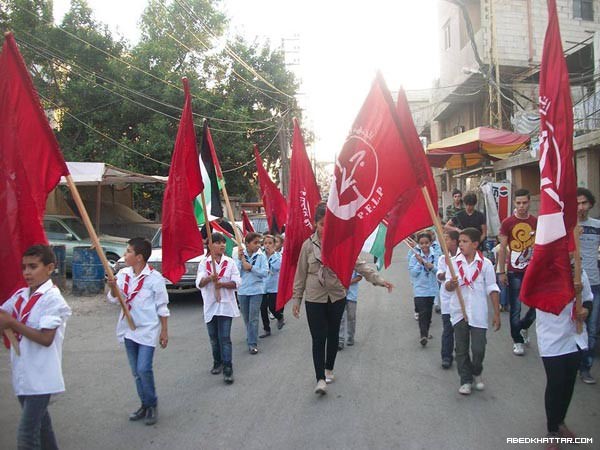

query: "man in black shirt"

left=444, top=192, right=487, bottom=244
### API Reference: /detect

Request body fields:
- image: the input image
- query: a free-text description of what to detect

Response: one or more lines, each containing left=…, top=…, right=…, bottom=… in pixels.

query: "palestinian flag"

left=361, top=222, right=387, bottom=270
left=210, top=220, right=236, bottom=257
left=194, top=120, right=224, bottom=224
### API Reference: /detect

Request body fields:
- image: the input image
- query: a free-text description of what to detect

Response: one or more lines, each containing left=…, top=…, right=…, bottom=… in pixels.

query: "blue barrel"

left=72, top=247, right=105, bottom=295
left=50, top=244, right=67, bottom=291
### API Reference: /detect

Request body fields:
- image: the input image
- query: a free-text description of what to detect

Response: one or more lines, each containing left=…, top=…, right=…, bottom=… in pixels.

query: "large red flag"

left=254, top=145, right=288, bottom=233
left=162, top=78, right=204, bottom=284
left=383, top=88, right=437, bottom=267
left=521, top=0, right=577, bottom=314
left=0, top=33, right=70, bottom=301
left=276, top=118, right=321, bottom=310
left=322, top=73, right=433, bottom=287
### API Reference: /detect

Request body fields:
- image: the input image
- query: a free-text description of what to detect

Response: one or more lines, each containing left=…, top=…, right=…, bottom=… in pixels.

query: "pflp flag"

left=0, top=33, right=70, bottom=302
left=195, top=120, right=224, bottom=223
left=241, top=210, right=255, bottom=236
left=162, top=78, right=204, bottom=284
left=322, top=73, right=433, bottom=287
left=254, top=144, right=288, bottom=233
left=382, top=88, right=437, bottom=268
left=276, top=118, right=321, bottom=310
left=521, top=0, right=577, bottom=314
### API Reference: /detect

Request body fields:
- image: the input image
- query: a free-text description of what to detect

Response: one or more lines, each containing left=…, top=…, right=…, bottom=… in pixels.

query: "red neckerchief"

left=123, top=268, right=152, bottom=310
left=456, top=252, right=483, bottom=288
left=2, top=288, right=45, bottom=345
left=206, top=258, right=228, bottom=278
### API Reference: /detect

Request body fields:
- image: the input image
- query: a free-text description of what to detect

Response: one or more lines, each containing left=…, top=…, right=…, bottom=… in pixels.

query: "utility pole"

left=279, top=115, right=290, bottom=197
left=488, top=0, right=502, bottom=128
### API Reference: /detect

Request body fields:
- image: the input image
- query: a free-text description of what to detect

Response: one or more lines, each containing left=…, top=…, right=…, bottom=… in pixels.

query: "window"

left=443, top=20, right=451, bottom=50
left=574, top=0, right=594, bottom=21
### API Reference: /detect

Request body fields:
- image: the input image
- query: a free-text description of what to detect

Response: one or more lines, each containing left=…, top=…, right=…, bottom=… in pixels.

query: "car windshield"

left=152, top=229, right=162, bottom=248
left=62, top=218, right=90, bottom=239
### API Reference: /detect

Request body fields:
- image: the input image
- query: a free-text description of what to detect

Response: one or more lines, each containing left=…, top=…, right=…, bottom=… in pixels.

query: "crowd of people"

left=0, top=189, right=598, bottom=450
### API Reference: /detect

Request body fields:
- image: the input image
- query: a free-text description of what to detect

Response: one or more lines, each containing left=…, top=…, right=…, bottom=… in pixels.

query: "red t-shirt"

left=499, top=214, right=537, bottom=273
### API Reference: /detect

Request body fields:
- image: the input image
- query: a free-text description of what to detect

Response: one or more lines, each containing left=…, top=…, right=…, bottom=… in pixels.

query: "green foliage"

left=2, top=0, right=303, bottom=214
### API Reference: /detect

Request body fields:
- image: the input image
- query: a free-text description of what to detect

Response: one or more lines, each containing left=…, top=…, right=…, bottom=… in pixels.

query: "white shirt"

left=445, top=252, right=499, bottom=329
left=437, top=255, right=452, bottom=315
left=196, top=255, right=241, bottom=323
left=107, top=264, right=170, bottom=347
left=1, top=279, right=71, bottom=396
left=536, top=271, right=592, bottom=357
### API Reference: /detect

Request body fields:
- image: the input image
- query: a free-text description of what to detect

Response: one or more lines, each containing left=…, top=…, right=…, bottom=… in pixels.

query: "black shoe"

left=338, top=342, right=344, bottom=351
left=129, top=406, right=147, bottom=421
left=434, top=305, right=441, bottom=314
left=211, top=362, right=223, bottom=375
left=277, top=319, right=285, bottom=330
left=223, top=366, right=234, bottom=384
left=441, top=359, right=452, bottom=369
left=144, top=406, right=158, bottom=426
left=249, top=346, right=258, bottom=354
left=420, top=337, right=428, bottom=347
left=259, top=331, right=271, bottom=338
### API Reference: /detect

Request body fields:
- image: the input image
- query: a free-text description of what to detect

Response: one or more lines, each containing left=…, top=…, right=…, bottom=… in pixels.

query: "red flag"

left=276, top=118, right=321, bottom=310
left=383, top=88, right=438, bottom=267
left=0, top=33, right=70, bottom=302
left=241, top=210, right=254, bottom=236
left=162, top=78, right=204, bottom=284
left=521, top=0, right=577, bottom=314
left=322, top=73, right=433, bottom=287
left=254, top=145, right=288, bottom=233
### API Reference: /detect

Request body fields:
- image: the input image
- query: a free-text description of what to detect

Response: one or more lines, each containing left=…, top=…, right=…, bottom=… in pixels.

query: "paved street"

left=1, top=247, right=599, bottom=450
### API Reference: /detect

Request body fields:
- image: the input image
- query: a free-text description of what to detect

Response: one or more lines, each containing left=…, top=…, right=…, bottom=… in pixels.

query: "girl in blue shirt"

left=259, top=235, right=284, bottom=337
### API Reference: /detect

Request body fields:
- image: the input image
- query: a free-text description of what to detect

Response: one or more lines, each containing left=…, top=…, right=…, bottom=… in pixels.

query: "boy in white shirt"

left=107, top=237, right=169, bottom=426
left=0, top=245, right=71, bottom=449
left=196, top=232, right=241, bottom=384
left=445, top=228, right=500, bottom=395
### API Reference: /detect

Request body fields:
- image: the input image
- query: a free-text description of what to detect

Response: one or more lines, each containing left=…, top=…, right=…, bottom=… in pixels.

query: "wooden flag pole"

left=65, top=175, right=135, bottom=330
left=221, top=180, right=244, bottom=248
left=3, top=329, right=20, bottom=356
left=573, top=227, right=583, bottom=334
left=200, top=190, right=221, bottom=302
left=421, top=186, right=469, bottom=323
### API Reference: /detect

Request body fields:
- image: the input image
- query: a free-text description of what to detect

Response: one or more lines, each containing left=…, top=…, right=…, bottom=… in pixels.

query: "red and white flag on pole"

left=162, top=78, right=204, bottom=284
left=254, top=144, right=288, bottom=233
left=322, top=73, right=435, bottom=287
left=521, top=0, right=577, bottom=314
left=276, top=118, right=321, bottom=310
left=0, top=33, right=70, bottom=301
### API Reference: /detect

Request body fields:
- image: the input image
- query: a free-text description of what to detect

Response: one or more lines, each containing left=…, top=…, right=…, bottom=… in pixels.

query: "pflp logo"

left=499, top=185, right=509, bottom=198
left=328, top=135, right=379, bottom=220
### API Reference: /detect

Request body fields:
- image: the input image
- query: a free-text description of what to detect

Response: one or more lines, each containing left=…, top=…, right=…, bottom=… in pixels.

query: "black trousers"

left=414, top=296, right=434, bottom=338
left=260, top=293, right=284, bottom=332
left=305, top=298, right=347, bottom=381
left=542, top=350, right=581, bottom=433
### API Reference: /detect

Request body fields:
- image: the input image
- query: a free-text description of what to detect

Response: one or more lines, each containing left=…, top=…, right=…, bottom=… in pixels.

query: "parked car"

left=44, top=215, right=129, bottom=272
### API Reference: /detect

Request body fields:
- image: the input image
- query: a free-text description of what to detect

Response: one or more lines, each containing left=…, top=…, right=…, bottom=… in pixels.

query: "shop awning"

left=426, top=127, right=530, bottom=169
left=59, top=162, right=167, bottom=185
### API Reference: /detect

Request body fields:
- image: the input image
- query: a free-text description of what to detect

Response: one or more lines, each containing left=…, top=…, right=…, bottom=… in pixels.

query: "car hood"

left=117, top=249, right=204, bottom=264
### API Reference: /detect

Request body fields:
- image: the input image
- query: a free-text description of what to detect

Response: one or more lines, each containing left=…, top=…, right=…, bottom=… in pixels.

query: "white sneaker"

left=414, top=312, right=419, bottom=320
left=513, top=343, right=525, bottom=356
left=458, top=383, right=472, bottom=395
left=314, top=379, right=327, bottom=395
left=520, top=329, right=530, bottom=346
left=474, top=376, right=485, bottom=391
left=325, top=370, right=335, bottom=384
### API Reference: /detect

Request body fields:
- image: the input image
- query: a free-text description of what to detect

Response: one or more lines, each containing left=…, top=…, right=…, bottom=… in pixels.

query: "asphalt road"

left=1, top=248, right=599, bottom=450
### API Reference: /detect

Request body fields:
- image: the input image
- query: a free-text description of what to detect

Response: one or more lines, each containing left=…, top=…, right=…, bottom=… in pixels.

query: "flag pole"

left=421, top=186, right=469, bottom=323
left=65, top=175, right=135, bottom=330
left=200, top=190, right=221, bottom=302
left=573, top=227, right=583, bottom=334
left=221, top=180, right=244, bottom=247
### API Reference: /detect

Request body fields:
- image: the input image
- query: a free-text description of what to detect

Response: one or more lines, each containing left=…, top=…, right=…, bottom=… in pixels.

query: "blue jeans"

left=581, top=284, right=600, bottom=371
left=497, top=274, right=509, bottom=309
left=508, top=272, right=536, bottom=343
left=441, top=313, right=454, bottom=362
left=206, top=315, right=233, bottom=367
left=17, top=394, right=58, bottom=450
left=238, top=294, right=262, bottom=347
left=124, top=338, right=157, bottom=408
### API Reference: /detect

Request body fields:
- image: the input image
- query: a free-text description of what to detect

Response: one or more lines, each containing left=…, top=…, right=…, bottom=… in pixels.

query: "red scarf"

left=2, top=289, right=45, bottom=347
left=123, top=269, right=152, bottom=310
left=206, top=258, right=228, bottom=279
left=456, top=252, right=484, bottom=288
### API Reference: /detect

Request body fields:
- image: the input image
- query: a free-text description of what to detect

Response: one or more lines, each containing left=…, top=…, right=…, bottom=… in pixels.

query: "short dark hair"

left=245, top=232, right=262, bottom=244
left=314, top=202, right=327, bottom=223
left=128, top=237, right=152, bottom=262
left=211, top=232, right=226, bottom=244
left=23, top=244, right=56, bottom=265
left=514, top=188, right=530, bottom=199
left=577, top=187, right=596, bottom=207
left=452, top=189, right=462, bottom=196
left=463, top=192, right=477, bottom=206
left=416, top=232, right=432, bottom=243
left=444, top=230, right=459, bottom=242
left=460, top=227, right=481, bottom=243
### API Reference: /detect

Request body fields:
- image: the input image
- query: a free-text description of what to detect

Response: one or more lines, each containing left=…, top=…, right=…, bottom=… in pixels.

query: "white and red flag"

left=0, top=33, right=70, bottom=301
left=162, top=78, right=204, bottom=284
left=276, top=118, right=321, bottom=310
left=322, top=73, right=435, bottom=287
left=253, top=144, right=288, bottom=233
left=521, top=0, right=577, bottom=314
